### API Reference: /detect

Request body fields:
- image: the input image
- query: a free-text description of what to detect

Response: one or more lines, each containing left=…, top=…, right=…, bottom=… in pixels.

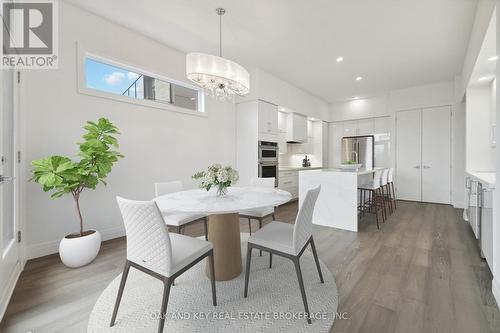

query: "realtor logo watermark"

left=1, top=0, right=58, bottom=69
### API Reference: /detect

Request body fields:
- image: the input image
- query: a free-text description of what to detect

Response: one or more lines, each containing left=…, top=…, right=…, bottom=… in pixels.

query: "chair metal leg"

left=248, top=218, right=252, bottom=235
left=269, top=253, right=273, bottom=268
left=110, top=260, right=131, bottom=327
left=391, top=182, right=397, bottom=209
left=309, top=238, right=324, bottom=283
left=258, top=218, right=263, bottom=256
left=272, top=213, right=276, bottom=221
left=293, top=257, right=312, bottom=324
left=244, top=245, right=253, bottom=297
left=158, top=278, right=172, bottom=333
left=208, top=252, right=217, bottom=306
left=203, top=218, right=208, bottom=241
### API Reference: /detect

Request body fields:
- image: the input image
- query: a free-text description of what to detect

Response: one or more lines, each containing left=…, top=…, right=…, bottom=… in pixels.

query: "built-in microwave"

left=258, top=141, right=279, bottom=162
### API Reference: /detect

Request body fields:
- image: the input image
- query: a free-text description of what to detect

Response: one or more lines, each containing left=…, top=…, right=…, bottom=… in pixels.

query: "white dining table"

left=155, top=186, right=292, bottom=281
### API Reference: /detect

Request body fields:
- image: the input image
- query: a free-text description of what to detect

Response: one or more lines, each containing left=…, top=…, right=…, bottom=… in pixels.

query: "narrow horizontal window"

left=83, top=56, right=202, bottom=113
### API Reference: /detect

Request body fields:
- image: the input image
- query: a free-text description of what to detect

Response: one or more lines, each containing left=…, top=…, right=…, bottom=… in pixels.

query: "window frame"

left=77, top=45, right=205, bottom=116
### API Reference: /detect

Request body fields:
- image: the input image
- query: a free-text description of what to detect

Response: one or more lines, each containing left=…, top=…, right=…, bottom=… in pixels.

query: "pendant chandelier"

left=186, top=8, right=250, bottom=100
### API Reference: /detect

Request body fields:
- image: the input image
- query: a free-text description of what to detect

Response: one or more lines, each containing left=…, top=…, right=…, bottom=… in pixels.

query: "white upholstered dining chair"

left=239, top=177, right=276, bottom=235
left=243, top=186, right=323, bottom=324
left=155, top=181, right=208, bottom=240
left=111, top=197, right=216, bottom=333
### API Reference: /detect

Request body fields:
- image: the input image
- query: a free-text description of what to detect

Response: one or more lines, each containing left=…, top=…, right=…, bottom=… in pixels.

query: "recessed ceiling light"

left=478, top=76, right=494, bottom=81
left=352, top=96, right=359, bottom=100
left=336, top=57, right=344, bottom=63
left=355, top=76, right=363, bottom=81
left=488, top=56, right=498, bottom=61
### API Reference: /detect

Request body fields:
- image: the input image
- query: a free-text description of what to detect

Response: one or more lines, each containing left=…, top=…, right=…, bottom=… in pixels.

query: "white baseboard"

left=0, top=260, right=24, bottom=321
left=26, top=225, right=125, bottom=260
left=492, top=278, right=500, bottom=308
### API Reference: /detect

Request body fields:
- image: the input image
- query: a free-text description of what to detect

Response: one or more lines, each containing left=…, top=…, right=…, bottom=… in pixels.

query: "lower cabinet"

left=278, top=170, right=298, bottom=199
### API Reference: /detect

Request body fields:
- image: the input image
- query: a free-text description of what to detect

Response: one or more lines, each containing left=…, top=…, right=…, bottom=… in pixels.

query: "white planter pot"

left=59, top=230, right=101, bottom=268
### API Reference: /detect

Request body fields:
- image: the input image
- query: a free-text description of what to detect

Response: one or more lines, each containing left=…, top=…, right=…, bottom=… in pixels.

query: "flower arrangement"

left=192, top=164, right=239, bottom=196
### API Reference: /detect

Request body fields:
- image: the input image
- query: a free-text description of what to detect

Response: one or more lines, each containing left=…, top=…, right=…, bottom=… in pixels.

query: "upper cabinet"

left=257, top=100, right=278, bottom=141
left=277, top=111, right=288, bottom=153
left=286, top=113, right=307, bottom=142
left=343, top=119, right=374, bottom=136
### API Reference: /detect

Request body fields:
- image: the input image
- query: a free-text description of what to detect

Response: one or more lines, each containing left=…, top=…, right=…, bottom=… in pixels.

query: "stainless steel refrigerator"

left=341, top=135, right=374, bottom=169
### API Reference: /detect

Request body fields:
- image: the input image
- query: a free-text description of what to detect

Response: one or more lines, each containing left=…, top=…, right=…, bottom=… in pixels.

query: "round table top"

left=154, top=186, right=292, bottom=215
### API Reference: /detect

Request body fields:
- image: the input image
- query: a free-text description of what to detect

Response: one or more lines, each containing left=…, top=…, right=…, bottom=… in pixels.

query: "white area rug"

left=88, top=234, right=338, bottom=332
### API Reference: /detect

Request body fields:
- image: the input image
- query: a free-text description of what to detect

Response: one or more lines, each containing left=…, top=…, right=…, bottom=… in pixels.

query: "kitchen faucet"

left=351, top=150, right=358, bottom=163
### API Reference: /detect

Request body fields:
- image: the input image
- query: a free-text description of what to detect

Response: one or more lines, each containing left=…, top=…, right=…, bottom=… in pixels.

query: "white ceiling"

left=68, top=0, right=478, bottom=102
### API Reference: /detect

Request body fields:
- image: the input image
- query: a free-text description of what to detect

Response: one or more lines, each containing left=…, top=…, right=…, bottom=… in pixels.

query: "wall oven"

left=258, top=141, right=279, bottom=162
left=258, top=141, right=279, bottom=187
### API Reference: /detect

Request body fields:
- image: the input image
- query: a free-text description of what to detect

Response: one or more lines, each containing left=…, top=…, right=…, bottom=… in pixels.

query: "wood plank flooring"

left=1, top=201, right=499, bottom=332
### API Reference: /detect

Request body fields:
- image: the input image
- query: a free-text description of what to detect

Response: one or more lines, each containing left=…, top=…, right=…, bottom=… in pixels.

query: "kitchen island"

left=298, top=168, right=381, bottom=232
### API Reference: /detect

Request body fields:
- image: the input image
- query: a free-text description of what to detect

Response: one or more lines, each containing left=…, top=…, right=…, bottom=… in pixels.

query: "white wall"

left=238, top=68, right=329, bottom=121
left=328, top=80, right=466, bottom=207
left=21, top=2, right=237, bottom=258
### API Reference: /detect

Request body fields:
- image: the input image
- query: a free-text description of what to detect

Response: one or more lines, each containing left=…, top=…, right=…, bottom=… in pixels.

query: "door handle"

left=0, top=175, right=14, bottom=183
left=423, top=165, right=431, bottom=169
left=413, top=165, right=421, bottom=169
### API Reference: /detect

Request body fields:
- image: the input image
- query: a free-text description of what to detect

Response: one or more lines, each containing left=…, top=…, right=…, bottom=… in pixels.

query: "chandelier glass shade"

left=186, top=8, right=250, bottom=100
left=186, top=52, right=250, bottom=99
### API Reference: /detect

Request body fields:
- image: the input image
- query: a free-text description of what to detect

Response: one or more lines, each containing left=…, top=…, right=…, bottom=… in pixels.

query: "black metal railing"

left=122, top=74, right=143, bottom=98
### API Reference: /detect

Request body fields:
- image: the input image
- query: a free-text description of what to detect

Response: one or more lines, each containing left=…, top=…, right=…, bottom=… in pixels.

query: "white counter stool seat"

left=155, top=181, right=208, bottom=240
left=358, top=170, right=385, bottom=229
left=239, top=177, right=276, bottom=235
left=112, top=197, right=216, bottom=333
left=244, top=186, right=323, bottom=324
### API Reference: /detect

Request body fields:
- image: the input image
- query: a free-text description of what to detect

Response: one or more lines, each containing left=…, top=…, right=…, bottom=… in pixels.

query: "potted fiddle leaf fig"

left=30, top=118, right=123, bottom=268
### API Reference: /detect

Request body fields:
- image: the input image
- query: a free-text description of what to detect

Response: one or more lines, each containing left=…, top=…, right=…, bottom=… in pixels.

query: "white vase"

left=59, top=230, right=101, bottom=268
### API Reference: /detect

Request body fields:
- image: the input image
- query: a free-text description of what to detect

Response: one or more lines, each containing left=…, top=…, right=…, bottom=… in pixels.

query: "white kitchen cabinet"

left=343, top=120, right=358, bottom=137
left=258, top=100, right=278, bottom=140
left=286, top=113, right=307, bottom=142
left=278, top=111, right=288, bottom=132
left=278, top=170, right=298, bottom=199
left=277, top=111, right=288, bottom=154
left=357, top=118, right=374, bottom=135
left=328, top=122, right=344, bottom=167
left=373, top=116, right=390, bottom=134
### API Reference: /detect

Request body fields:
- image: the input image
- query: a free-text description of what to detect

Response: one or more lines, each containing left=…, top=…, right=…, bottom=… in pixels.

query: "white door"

left=422, top=106, right=451, bottom=204
left=0, top=69, right=20, bottom=315
left=396, top=109, right=422, bottom=201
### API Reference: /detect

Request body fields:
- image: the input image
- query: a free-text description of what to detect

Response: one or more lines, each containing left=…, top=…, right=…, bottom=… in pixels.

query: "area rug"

left=88, top=234, right=338, bottom=332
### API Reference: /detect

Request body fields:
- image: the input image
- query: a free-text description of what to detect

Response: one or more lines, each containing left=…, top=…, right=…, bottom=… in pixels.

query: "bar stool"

left=387, top=168, right=396, bottom=211
left=379, top=168, right=390, bottom=217
left=358, top=169, right=385, bottom=229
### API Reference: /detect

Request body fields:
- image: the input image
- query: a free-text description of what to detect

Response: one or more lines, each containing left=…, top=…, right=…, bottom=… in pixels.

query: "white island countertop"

left=317, top=167, right=384, bottom=175
left=467, top=171, right=496, bottom=189
left=279, top=166, right=323, bottom=171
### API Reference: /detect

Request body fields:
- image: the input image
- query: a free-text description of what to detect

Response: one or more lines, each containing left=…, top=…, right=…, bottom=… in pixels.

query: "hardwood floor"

left=1, top=201, right=499, bottom=332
